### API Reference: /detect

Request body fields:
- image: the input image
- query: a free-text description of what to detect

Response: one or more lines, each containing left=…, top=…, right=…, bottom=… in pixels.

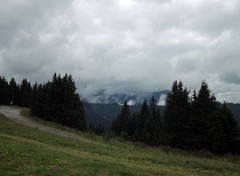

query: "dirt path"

left=0, top=106, right=100, bottom=145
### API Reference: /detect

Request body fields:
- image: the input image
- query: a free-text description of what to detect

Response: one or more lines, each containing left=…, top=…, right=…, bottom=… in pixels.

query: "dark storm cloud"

left=0, top=0, right=240, bottom=102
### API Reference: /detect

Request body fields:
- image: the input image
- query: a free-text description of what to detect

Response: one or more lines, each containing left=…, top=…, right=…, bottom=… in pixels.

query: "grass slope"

left=0, top=112, right=240, bottom=176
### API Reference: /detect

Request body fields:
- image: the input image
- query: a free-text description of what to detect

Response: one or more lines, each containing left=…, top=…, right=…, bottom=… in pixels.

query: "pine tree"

left=189, top=81, right=219, bottom=150
left=30, top=83, right=49, bottom=119
left=29, top=73, right=86, bottom=130
left=163, top=81, right=190, bottom=148
left=48, top=74, right=64, bottom=123
left=135, top=99, right=149, bottom=142
left=30, top=82, right=38, bottom=115
left=143, top=97, right=157, bottom=145
left=150, top=97, right=162, bottom=145
left=0, top=76, right=10, bottom=105
left=112, top=101, right=130, bottom=136
left=9, top=78, right=20, bottom=105
left=19, top=79, right=32, bottom=107
left=209, top=103, right=240, bottom=154
left=68, top=92, right=86, bottom=130
left=128, top=112, right=138, bottom=139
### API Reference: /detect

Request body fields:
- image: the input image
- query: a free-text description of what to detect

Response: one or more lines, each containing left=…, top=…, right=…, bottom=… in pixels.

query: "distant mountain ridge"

left=83, top=90, right=170, bottom=105
left=83, top=102, right=240, bottom=130
left=82, top=90, right=240, bottom=130
left=226, top=103, right=240, bottom=125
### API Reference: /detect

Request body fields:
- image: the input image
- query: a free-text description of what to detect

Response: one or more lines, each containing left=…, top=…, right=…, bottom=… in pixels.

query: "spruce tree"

left=0, top=76, right=10, bottom=105
left=163, top=81, right=190, bottom=148
left=48, top=74, right=64, bottom=123
left=112, top=101, right=130, bottom=136
left=150, top=97, right=162, bottom=145
left=29, top=73, right=86, bottom=130
left=209, top=103, right=240, bottom=154
left=128, top=112, right=138, bottom=138
left=143, top=96, right=157, bottom=145
left=135, top=99, right=149, bottom=142
left=9, top=78, right=20, bottom=105
left=189, top=81, right=219, bottom=150
left=19, top=79, right=32, bottom=107
left=30, top=82, right=38, bottom=115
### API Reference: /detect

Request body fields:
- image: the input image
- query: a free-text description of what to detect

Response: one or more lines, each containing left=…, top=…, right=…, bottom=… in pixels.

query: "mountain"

left=83, top=102, right=240, bottom=130
left=82, top=90, right=169, bottom=130
left=83, top=102, right=121, bottom=130
left=83, top=90, right=170, bottom=105
left=226, top=103, right=240, bottom=125
left=82, top=91, right=240, bottom=130
left=83, top=102, right=142, bottom=130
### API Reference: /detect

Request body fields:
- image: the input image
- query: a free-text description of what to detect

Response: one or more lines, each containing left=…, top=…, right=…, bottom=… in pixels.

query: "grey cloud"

left=221, top=73, right=240, bottom=84
left=0, top=0, right=69, bottom=47
left=0, top=0, right=240, bottom=103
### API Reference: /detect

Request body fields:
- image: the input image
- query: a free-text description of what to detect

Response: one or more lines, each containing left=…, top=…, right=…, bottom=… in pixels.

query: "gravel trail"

left=0, top=106, right=99, bottom=145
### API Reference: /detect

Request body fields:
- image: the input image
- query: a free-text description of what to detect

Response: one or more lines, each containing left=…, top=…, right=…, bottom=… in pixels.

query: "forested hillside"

left=0, top=74, right=86, bottom=130
left=112, top=81, right=240, bottom=154
left=1, top=75, right=240, bottom=154
left=83, top=102, right=146, bottom=130
left=84, top=102, right=240, bottom=130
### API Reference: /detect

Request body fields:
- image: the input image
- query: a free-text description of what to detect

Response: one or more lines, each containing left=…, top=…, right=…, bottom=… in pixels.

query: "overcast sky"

left=0, top=0, right=240, bottom=102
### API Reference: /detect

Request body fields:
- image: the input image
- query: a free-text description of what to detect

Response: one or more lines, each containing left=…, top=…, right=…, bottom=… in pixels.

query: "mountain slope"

left=83, top=102, right=142, bottom=129
left=1, top=107, right=240, bottom=176
left=83, top=102, right=240, bottom=130
left=226, top=103, right=240, bottom=124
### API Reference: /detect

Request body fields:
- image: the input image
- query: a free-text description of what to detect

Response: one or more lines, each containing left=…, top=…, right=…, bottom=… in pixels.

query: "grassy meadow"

left=0, top=111, right=240, bottom=176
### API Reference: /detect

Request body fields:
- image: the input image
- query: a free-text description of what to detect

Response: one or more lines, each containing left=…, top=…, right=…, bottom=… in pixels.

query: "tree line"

left=0, top=76, right=32, bottom=107
left=112, top=81, right=240, bottom=154
left=1, top=74, right=239, bottom=153
left=0, top=74, right=86, bottom=130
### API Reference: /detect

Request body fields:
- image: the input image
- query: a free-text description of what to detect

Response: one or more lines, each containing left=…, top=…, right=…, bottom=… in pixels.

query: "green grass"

left=20, top=108, right=102, bottom=142
left=0, top=112, right=240, bottom=176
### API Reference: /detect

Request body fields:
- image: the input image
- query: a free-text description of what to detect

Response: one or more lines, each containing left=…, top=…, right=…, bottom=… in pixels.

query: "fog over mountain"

left=0, top=0, right=240, bottom=103
left=83, top=90, right=169, bottom=105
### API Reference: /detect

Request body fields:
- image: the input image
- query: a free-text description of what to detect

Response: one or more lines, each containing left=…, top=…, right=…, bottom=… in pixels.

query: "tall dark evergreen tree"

left=0, top=76, right=10, bottom=105
left=19, top=79, right=32, bottom=107
left=188, top=81, right=240, bottom=154
left=189, top=81, right=219, bottom=150
left=128, top=112, right=138, bottom=137
left=30, top=73, right=86, bottom=130
left=9, top=78, right=20, bottom=105
left=209, top=103, right=240, bottom=154
left=163, top=81, right=190, bottom=148
left=135, top=99, right=149, bottom=141
left=110, top=80, right=239, bottom=154
left=47, top=74, right=63, bottom=122
left=150, top=96, right=162, bottom=145
left=143, top=97, right=158, bottom=145
left=112, top=100, right=130, bottom=135
left=30, top=83, right=40, bottom=116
